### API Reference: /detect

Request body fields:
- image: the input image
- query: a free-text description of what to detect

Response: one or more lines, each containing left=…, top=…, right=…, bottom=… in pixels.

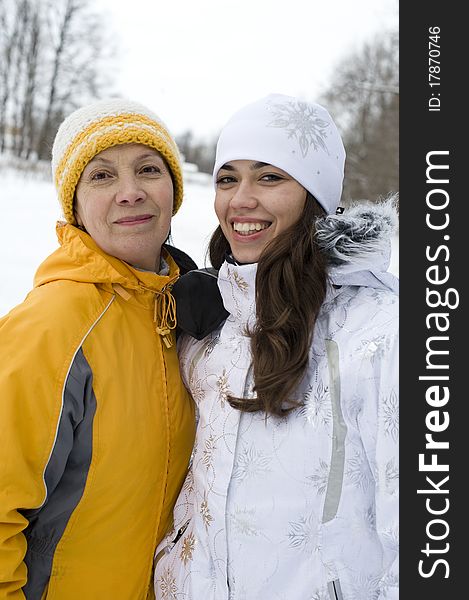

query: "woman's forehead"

left=87, top=143, right=163, bottom=165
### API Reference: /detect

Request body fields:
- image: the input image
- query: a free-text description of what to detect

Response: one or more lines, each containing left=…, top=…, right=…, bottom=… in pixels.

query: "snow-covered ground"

left=0, top=165, right=398, bottom=316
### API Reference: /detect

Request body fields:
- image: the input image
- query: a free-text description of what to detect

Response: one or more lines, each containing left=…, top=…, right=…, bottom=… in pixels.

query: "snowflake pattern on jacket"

left=154, top=201, right=399, bottom=600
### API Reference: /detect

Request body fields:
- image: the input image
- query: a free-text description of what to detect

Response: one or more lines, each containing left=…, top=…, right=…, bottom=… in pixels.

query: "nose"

left=229, top=181, right=258, bottom=210
left=114, top=174, right=147, bottom=205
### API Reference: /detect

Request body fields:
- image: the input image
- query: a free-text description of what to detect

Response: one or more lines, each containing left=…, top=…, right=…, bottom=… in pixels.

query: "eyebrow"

left=136, top=152, right=163, bottom=161
left=87, top=156, right=113, bottom=166
left=86, top=151, right=162, bottom=167
left=220, top=161, right=269, bottom=171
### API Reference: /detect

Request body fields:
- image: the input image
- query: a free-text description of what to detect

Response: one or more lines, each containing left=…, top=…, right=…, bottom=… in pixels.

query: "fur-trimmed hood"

left=316, top=197, right=399, bottom=294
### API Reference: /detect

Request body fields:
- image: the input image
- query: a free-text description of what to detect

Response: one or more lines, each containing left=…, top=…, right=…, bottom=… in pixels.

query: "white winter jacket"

left=154, top=202, right=399, bottom=600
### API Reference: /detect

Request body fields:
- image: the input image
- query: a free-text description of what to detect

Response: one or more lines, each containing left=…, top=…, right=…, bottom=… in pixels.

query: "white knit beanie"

left=51, top=98, right=183, bottom=225
left=213, top=93, right=346, bottom=214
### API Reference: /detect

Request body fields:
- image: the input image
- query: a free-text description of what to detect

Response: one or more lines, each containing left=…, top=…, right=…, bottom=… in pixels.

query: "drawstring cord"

left=154, top=285, right=177, bottom=348
left=112, top=281, right=177, bottom=349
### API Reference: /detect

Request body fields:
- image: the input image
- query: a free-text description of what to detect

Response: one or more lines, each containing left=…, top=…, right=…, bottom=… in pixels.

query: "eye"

left=139, top=164, right=162, bottom=175
left=90, top=170, right=111, bottom=181
left=260, top=173, right=283, bottom=182
left=216, top=175, right=236, bottom=185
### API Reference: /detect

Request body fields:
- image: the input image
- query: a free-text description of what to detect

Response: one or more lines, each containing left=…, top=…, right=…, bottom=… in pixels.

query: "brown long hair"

left=209, top=193, right=328, bottom=417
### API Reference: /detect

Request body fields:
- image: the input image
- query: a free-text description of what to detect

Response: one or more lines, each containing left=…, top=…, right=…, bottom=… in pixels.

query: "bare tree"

left=18, top=3, right=41, bottom=158
left=36, top=0, right=118, bottom=159
left=321, top=30, right=399, bottom=204
left=0, top=0, right=118, bottom=162
left=0, top=0, right=24, bottom=153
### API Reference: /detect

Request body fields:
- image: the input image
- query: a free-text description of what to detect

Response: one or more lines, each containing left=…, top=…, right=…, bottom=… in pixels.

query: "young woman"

left=0, top=99, right=196, bottom=599
left=154, top=94, right=399, bottom=600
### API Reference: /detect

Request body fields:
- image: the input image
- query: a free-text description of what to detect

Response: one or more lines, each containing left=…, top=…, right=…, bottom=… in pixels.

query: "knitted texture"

left=213, top=94, right=346, bottom=215
left=52, top=99, right=184, bottom=224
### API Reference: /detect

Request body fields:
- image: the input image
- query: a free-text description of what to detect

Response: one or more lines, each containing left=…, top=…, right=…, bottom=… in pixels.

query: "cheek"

left=163, top=178, right=174, bottom=203
left=75, top=193, right=104, bottom=231
left=282, top=192, right=306, bottom=226
left=154, top=181, right=174, bottom=214
left=214, top=199, right=232, bottom=239
left=74, top=195, right=88, bottom=227
left=154, top=189, right=174, bottom=235
left=74, top=207, right=84, bottom=227
left=159, top=210, right=172, bottom=235
left=214, top=194, right=227, bottom=222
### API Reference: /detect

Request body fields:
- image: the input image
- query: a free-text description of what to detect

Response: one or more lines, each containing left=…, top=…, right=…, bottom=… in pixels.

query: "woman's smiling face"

left=214, top=160, right=307, bottom=264
left=74, top=143, right=174, bottom=271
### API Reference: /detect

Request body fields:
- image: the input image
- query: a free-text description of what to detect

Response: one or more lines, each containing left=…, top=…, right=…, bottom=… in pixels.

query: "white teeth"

left=233, top=222, right=269, bottom=232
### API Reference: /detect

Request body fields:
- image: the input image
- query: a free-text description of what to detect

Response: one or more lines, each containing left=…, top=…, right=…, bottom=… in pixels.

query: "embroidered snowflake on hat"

left=267, top=99, right=331, bottom=157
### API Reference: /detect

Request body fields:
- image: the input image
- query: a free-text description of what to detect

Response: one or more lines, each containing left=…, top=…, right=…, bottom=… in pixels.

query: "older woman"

left=0, top=99, right=196, bottom=599
left=154, top=94, right=399, bottom=599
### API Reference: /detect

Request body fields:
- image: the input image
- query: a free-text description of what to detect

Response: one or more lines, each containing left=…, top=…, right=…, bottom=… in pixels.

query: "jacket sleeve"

left=356, top=316, right=399, bottom=600
left=0, top=298, right=87, bottom=599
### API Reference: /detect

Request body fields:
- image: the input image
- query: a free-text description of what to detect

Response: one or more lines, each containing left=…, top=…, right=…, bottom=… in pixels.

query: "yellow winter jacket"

left=0, top=223, right=195, bottom=599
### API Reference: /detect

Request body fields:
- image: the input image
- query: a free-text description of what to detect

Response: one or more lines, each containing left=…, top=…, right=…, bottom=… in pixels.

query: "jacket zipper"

left=153, top=519, right=191, bottom=567
left=328, top=579, right=343, bottom=600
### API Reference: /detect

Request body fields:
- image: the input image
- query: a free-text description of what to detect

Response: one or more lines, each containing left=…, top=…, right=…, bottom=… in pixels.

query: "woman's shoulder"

left=1, top=279, right=109, bottom=346
left=319, top=285, right=398, bottom=344
left=352, top=284, right=398, bottom=315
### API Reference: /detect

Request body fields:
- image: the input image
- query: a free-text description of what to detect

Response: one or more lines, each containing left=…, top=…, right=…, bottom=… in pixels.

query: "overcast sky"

left=96, top=0, right=398, bottom=140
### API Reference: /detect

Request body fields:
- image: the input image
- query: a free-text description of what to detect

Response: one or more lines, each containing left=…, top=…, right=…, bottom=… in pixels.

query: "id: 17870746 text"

left=428, top=26, right=441, bottom=112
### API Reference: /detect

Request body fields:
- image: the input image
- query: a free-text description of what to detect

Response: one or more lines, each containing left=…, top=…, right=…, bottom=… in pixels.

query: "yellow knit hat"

left=51, top=98, right=184, bottom=225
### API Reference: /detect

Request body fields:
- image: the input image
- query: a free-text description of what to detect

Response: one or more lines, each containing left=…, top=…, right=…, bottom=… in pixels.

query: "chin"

left=232, top=252, right=261, bottom=265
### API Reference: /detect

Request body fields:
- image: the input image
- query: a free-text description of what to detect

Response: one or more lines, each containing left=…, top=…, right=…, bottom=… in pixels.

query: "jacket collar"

left=217, top=261, right=257, bottom=329
left=34, top=222, right=179, bottom=294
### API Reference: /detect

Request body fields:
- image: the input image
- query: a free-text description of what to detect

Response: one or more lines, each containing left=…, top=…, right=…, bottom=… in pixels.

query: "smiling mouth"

left=114, top=215, right=154, bottom=225
left=232, top=221, right=271, bottom=236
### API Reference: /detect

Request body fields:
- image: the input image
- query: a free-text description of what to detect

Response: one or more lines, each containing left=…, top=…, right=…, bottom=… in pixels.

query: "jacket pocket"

left=327, top=579, right=344, bottom=600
